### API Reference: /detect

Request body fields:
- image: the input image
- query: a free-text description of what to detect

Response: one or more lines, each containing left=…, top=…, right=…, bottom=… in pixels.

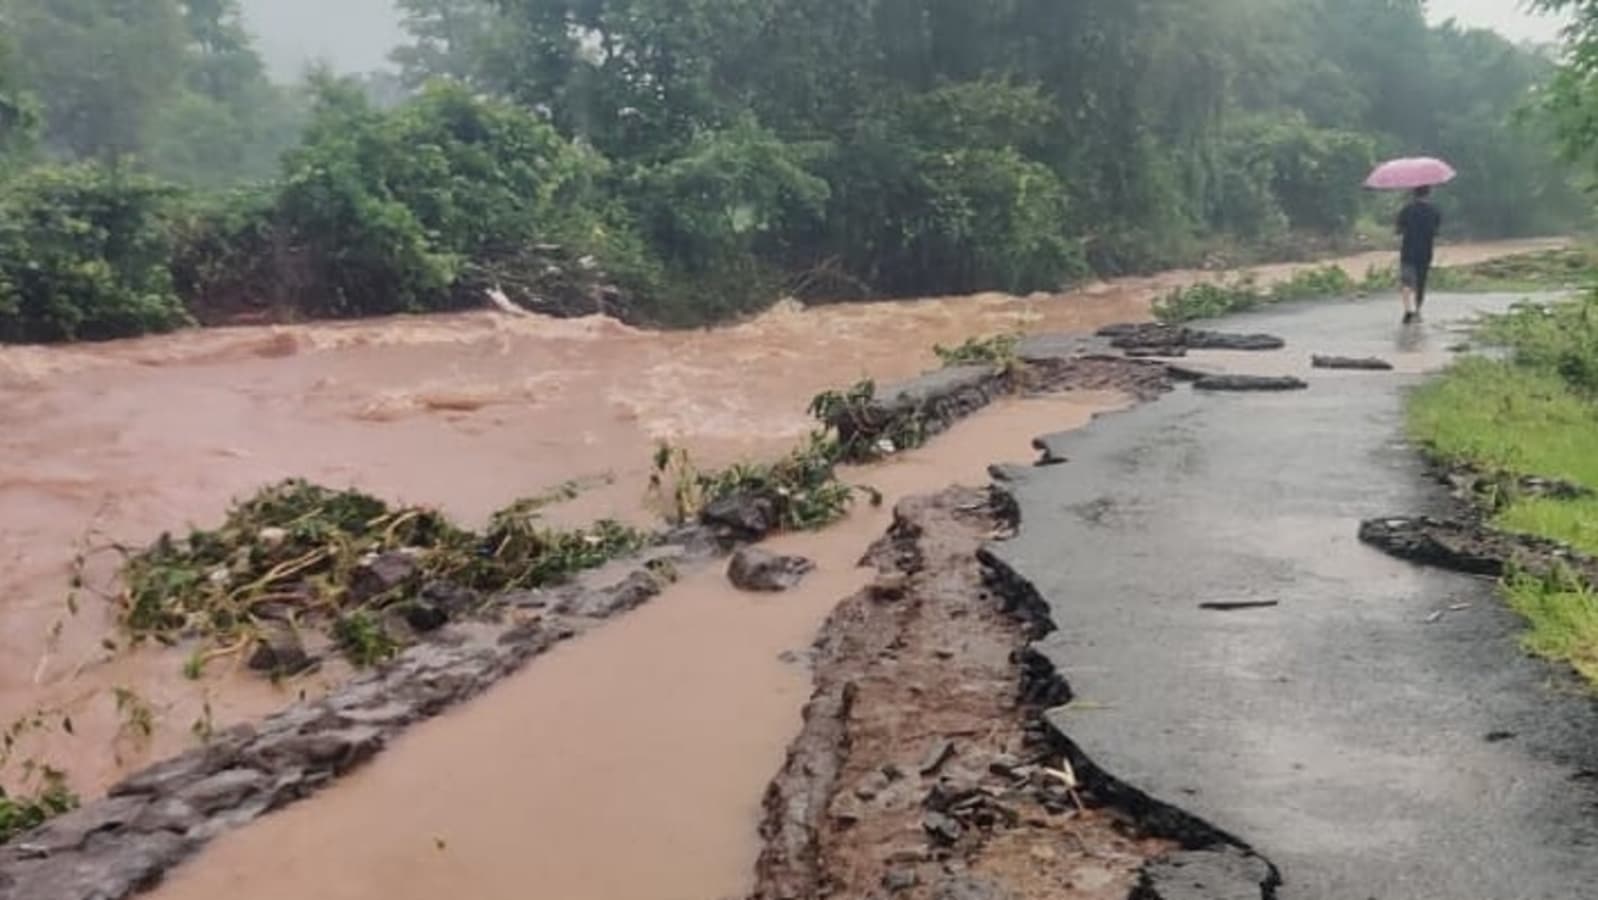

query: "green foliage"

left=0, top=768, right=76, bottom=845
left=1474, top=293, right=1598, bottom=394
left=180, top=78, right=631, bottom=320
left=934, top=334, right=1022, bottom=371
left=1153, top=265, right=1356, bottom=323
left=119, top=478, right=647, bottom=667
left=333, top=612, right=401, bottom=668
left=0, top=709, right=78, bottom=845
left=0, top=164, right=191, bottom=342
left=1503, top=567, right=1598, bottom=685
left=1408, top=357, right=1598, bottom=486
left=649, top=433, right=863, bottom=533
left=1407, top=283, right=1598, bottom=687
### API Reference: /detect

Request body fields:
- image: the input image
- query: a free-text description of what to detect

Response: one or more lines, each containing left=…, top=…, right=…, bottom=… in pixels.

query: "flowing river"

left=0, top=238, right=1560, bottom=895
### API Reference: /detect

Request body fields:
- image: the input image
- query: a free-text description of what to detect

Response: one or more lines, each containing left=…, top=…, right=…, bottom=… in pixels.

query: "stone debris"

left=1193, top=374, right=1308, bottom=392
left=1311, top=354, right=1394, bottom=371
left=1098, top=323, right=1286, bottom=353
left=1358, top=515, right=1598, bottom=587
left=1134, top=846, right=1279, bottom=900
left=728, top=547, right=816, bottom=593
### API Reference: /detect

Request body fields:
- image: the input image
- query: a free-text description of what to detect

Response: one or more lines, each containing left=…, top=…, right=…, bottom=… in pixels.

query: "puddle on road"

left=148, top=391, right=1127, bottom=900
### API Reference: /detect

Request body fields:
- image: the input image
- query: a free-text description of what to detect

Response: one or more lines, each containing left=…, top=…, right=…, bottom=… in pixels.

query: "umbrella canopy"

left=1364, top=157, right=1457, bottom=191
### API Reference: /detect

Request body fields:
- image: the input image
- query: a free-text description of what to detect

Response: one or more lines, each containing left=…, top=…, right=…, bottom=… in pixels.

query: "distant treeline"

left=0, top=0, right=1589, bottom=342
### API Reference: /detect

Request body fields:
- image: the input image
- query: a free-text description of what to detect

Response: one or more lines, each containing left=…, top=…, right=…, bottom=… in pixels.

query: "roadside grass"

left=1407, top=357, right=1598, bottom=487
left=1496, top=498, right=1598, bottom=557
left=1504, top=572, right=1598, bottom=685
left=1154, top=265, right=1357, bottom=322
left=1156, top=247, right=1596, bottom=324
left=1409, top=289, right=1598, bottom=686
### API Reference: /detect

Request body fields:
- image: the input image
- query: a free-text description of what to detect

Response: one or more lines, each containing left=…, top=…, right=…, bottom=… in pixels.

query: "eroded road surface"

left=990, top=293, right=1598, bottom=899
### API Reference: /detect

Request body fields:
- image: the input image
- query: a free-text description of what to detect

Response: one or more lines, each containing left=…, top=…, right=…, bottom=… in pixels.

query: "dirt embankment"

left=751, top=488, right=1170, bottom=900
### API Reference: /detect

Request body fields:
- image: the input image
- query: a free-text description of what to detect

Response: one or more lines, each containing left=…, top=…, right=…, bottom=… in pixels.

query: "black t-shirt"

left=1397, top=200, right=1441, bottom=264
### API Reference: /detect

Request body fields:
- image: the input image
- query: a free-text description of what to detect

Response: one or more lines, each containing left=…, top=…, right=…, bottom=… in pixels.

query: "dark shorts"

left=1401, top=259, right=1432, bottom=295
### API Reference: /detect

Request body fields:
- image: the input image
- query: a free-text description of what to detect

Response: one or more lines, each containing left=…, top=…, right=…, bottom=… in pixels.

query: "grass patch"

left=1504, top=571, right=1598, bottom=685
left=1406, top=357, right=1598, bottom=487
left=1495, top=497, right=1598, bottom=558
left=1409, top=287, right=1598, bottom=686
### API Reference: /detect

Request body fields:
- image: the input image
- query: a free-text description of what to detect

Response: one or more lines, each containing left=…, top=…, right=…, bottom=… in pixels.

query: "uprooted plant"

left=116, top=480, right=647, bottom=671
left=649, top=431, right=873, bottom=533
left=0, top=709, right=79, bottom=845
left=933, top=333, right=1022, bottom=372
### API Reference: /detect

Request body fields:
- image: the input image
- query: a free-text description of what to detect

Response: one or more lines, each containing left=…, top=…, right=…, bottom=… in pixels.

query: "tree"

left=391, top=0, right=504, bottom=88
left=4, top=0, right=189, bottom=162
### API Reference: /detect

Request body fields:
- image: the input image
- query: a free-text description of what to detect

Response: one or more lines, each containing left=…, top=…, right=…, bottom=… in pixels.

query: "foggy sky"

left=239, top=0, right=1567, bottom=82
left=241, top=0, right=404, bottom=80
left=1429, top=0, right=1566, bottom=43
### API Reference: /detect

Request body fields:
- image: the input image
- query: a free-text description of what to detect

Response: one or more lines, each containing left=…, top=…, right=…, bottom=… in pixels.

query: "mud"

left=751, top=489, right=1170, bottom=900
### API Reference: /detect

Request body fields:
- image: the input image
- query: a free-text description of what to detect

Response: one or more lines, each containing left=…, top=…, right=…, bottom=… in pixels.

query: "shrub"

left=0, top=164, right=190, bottom=343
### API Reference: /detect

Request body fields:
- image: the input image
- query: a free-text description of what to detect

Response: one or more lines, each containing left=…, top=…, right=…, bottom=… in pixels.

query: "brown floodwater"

left=148, top=390, right=1125, bottom=900
left=0, top=238, right=1559, bottom=801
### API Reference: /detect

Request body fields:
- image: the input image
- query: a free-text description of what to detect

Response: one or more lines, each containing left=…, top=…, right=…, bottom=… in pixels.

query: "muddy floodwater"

left=0, top=238, right=1560, bottom=850
left=147, top=391, right=1123, bottom=900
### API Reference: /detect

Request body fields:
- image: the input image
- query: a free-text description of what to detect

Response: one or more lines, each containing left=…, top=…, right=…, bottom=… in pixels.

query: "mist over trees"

left=0, top=0, right=1591, bottom=342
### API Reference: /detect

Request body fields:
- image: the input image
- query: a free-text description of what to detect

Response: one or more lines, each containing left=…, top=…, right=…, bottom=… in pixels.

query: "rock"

left=1135, top=847, right=1277, bottom=900
left=987, top=754, right=1023, bottom=778
left=1193, top=374, right=1308, bottom=392
left=702, top=493, right=779, bottom=541
left=402, top=581, right=483, bottom=632
left=1184, top=331, right=1285, bottom=352
left=174, top=768, right=269, bottom=816
left=1100, top=323, right=1285, bottom=353
left=557, top=570, right=663, bottom=617
left=133, top=797, right=203, bottom=834
left=918, top=738, right=957, bottom=776
left=0, top=830, right=190, bottom=900
left=248, top=621, right=313, bottom=676
left=922, top=811, right=964, bottom=846
left=728, top=548, right=816, bottom=593
left=243, top=726, right=383, bottom=775
left=349, top=552, right=419, bottom=603
left=854, top=770, right=893, bottom=801
left=931, top=875, right=1016, bottom=900
left=1312, top=354, right=1394, bottom=371
left=401, top=601, right=449, bottom=633
left=10, top=796, right=149, bottom=857
left=883, top=868, right=920, bottom=892
left=829, top=793, right=866, bottom=825
left=1358, top=515, right=1598, bottom=587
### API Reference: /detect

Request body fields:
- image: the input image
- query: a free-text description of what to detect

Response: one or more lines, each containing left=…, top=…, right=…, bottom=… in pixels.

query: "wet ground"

left=990, top=293, right=1598, bottom=898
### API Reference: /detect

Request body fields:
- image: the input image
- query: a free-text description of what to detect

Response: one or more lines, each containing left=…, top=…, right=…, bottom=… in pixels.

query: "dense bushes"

left=0, top=165, right=189, bottom=342
left=0, top=0, right=1591, bottom=343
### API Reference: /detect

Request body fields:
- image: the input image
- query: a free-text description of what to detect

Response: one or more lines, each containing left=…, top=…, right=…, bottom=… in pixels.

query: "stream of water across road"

left=0, top=238, right=1563, bottom=897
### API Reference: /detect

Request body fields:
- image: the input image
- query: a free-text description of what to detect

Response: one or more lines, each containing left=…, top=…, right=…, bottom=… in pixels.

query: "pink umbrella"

left=1364, top=157, right=1457, bottom=191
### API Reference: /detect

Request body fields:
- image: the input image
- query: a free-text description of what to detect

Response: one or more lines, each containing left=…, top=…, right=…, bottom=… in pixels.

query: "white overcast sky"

left=240, top=1, right=1569, bottom=82
left=1429, top=0, right=1567, bottom=43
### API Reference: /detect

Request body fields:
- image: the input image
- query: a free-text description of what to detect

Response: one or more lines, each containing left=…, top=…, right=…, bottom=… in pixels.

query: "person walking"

left=1395, top=186, right=1442, bottom=324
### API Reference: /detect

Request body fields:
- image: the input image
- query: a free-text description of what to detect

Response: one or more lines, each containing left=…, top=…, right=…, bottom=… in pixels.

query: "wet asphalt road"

left=990, top=293, right=1598, bottom=899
